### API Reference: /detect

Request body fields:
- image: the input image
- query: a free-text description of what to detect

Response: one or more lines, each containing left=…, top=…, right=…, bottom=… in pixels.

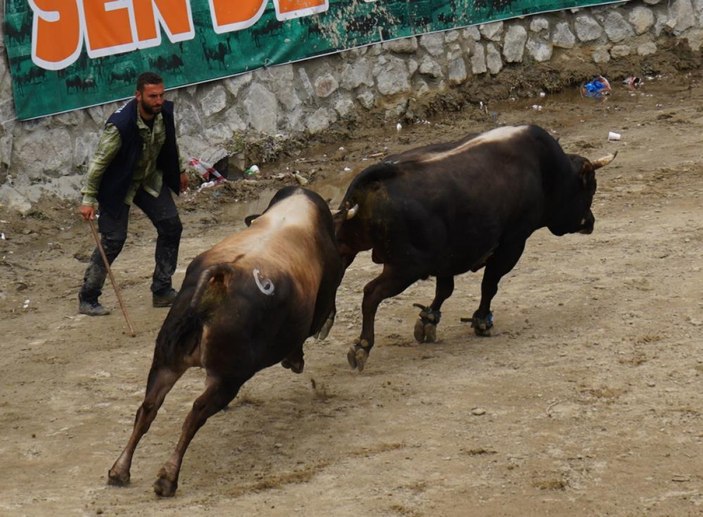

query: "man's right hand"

left=79, top=204, right=96, bottom=221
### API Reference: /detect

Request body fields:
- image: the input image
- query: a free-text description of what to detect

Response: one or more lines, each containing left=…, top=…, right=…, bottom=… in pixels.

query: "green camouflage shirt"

left=81, top=113, right=182, bottom=206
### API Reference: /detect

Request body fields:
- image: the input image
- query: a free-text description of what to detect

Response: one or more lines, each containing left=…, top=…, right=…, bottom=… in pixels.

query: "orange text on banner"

left=29, top=0, right=83, bottom=71
left=30, top=0, right=194, bottom=68
left=30, top=0, right=328, bottom=69
left=209, top=0, right=328, bottom=33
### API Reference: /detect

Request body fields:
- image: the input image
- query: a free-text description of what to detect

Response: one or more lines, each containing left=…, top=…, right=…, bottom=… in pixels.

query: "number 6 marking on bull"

left=253, top=268, right=275, bottom=295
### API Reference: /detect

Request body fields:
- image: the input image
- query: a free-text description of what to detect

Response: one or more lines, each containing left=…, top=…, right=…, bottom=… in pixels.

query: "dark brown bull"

left=333, top=125, right=616, bottom=371
left=107, top=187, right=344, bottom=496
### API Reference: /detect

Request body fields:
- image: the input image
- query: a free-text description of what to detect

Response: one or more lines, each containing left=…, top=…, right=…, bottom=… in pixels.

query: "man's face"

left=136, top=82, right=165, bottom=117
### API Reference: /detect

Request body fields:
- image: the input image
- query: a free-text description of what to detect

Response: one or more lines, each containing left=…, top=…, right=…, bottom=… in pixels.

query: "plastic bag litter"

left=188, top=157, right=226, bottom=184
left=244, top=165, right=260, bottom=177
left=580, top=76, right=611, bottom=99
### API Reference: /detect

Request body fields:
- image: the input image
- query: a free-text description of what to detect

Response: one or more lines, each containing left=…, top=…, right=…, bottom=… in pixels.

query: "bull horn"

left=346, top=204, right=359, bottom=220
left=592, top=151, right=617, bottom=169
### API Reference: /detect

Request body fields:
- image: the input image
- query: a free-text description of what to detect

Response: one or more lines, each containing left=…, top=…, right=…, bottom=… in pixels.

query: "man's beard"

left=141, top=103, right=162, bottom=116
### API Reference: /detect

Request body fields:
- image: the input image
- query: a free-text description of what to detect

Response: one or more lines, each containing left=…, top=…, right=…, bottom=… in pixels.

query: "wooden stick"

left=87, top=218, right=136, bottom=337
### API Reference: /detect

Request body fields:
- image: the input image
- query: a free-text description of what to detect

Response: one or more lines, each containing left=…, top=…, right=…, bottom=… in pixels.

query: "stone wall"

left=1, top=0, right=702, bottom=212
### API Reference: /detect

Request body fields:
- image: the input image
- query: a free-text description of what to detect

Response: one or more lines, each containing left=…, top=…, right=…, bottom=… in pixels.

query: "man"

left=78, top=72, right=189, bottom=316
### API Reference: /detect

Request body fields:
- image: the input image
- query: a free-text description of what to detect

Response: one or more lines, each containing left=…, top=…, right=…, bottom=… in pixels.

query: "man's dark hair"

left=136, top=72, right=164, bottom=92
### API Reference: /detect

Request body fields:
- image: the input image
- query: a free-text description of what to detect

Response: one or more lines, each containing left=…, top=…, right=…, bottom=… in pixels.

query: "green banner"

left=4, top=0, right=616, bottom=121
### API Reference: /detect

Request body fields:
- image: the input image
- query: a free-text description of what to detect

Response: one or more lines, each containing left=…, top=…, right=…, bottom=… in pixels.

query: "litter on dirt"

left=580, top=75, right=612, bottom=99
left=623, top=76, right=643, bottom=90
left=188, top=157, right=226, bottom=184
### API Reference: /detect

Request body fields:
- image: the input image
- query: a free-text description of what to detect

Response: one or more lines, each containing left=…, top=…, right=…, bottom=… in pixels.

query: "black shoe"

left=78, top=298, right=111, bottom=316
left=153, top=288, right=178, bottom=308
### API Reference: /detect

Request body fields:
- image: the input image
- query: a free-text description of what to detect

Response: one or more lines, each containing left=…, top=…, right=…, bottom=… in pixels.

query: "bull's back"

left=345, top=125, right=548, bottom=215
left=209, top=196, right=331, bottom=291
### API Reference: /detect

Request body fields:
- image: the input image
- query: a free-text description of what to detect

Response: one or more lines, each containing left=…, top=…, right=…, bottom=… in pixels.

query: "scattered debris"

left=196, top=180, right=219, bottom=192
left=580, top=75, right=611, bottom=99
left=244, top=165, right=260, bottom=177
left=608, top=131, right=621, bottom=141
left=623, top=76, right=643, bottom=90
left=188, top=157, right=226, bottom=184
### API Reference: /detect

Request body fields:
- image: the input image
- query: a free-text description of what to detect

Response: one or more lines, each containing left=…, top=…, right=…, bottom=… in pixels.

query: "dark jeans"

left=79, top=184, right=183, bottom=302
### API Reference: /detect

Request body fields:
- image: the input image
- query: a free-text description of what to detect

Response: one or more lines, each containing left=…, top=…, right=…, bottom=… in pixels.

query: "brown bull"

left=107, top=187, right=344, bottom=496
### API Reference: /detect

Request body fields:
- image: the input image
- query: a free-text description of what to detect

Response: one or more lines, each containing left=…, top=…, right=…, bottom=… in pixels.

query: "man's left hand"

left=179, top=172, right=189, bottom=193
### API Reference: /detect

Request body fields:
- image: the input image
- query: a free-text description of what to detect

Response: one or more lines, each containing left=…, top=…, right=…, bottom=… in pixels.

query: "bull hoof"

left=413, top=304, right=441, bottom=343
left=425, top=323, right=437, bottom=343
left=413, top=318, right=425, bottom=342
left=107, top=468, right=130, bottom=487
left=315, top=316, right=334, bottom=341
left=473, top=325, right=492, bottom=337
left=471, top=311, right=494, bottom=337
left=281, top=357, right=304, bottom=374
left=153, top=476, right=178, bottom=497
left=347, top=340, right=369, bottom=371
left=413, top=319, right=437, bottom=343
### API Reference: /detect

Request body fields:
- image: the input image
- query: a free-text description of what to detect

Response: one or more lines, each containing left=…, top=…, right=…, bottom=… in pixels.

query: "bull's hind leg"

left=153, top=375, right=244, bottom=497
left=108, top=364, right=185, bottom=486
left=349, top=266, right=417, bottom=372
left=413, top=276, right=454, bottom=343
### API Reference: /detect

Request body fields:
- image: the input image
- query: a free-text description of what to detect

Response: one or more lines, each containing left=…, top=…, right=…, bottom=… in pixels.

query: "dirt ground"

left=2, top=61, right=703, bottom=516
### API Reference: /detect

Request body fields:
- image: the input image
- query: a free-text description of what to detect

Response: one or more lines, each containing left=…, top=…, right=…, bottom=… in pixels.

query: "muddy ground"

left=2, top=62, right=703, bottom=516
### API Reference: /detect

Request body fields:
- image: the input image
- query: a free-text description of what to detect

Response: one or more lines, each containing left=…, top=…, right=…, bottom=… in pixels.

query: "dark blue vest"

left=97, top=98, right=180, bottom=216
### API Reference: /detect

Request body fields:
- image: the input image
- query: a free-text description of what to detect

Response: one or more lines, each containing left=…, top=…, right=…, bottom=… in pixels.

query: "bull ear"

left=591, top=151, right=617, bottom=170
left=244, top=214, right=259, bottom=227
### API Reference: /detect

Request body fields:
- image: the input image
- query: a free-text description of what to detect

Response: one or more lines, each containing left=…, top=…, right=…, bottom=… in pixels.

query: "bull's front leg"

left=470, top=241, right=525, bottom=337
left=470, top=308, right=494, bottom=336
left=349, top=267, right=416, bottom=372
left=470, top=269, right=500, bottom=337
left=412, top=276, right=454, bottom=343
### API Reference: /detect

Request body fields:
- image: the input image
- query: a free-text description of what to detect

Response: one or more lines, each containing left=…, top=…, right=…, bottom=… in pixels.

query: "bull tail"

left=155, top=260, right=241, bottom=364
left=190, top=263, right=238, bottom=315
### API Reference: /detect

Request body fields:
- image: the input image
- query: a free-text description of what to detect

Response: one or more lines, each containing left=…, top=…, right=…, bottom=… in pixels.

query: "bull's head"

left=550, top=151, right=616, bottom=236
left=332, top=202, right=359, bottom=268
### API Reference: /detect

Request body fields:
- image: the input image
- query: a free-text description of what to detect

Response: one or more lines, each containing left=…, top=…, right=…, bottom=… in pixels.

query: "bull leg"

left=349, top=266, right=417, bottom=372
left=413, top=275, right=454, bottom=343
left=315, top=306, right=335, bottom=340
left=472, top=241, right=525, bottom=336
left=108, top=365, right=185, bottom=486
left=153, top=375, right=243, bottom=497
left=316, top=251, right=357, bottom=340
left=281, top=346, right=304, bottom=374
